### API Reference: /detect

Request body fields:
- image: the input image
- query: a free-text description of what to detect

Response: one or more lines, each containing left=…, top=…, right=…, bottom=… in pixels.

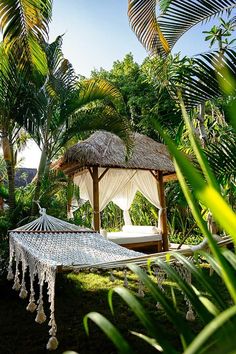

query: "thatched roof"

left=55, top=131, right=175, bottom=176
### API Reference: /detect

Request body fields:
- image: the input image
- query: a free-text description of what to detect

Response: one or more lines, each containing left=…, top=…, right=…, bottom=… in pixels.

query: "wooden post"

left=92, top=166, right=100, bottom=232
left=158, top=171, right=169, bottom=251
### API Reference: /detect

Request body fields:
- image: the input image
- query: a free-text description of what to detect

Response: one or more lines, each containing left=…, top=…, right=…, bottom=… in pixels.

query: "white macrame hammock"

left=7, top=208, right=231, bottom=351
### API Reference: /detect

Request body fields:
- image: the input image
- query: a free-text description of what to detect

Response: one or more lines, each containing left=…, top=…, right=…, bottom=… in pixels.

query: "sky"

left=20, top=0, right=235, bottom=168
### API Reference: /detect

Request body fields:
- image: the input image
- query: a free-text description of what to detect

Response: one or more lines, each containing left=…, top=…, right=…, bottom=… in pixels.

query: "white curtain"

left=74, top=173, right=93, bottom=205
left=99, top=168, right=136, bottom=211
left=134, top=170, right=161, bottom=208
left=112, top=178, right=138, bottom=225
left=73, top=168, right=136, bottom=211
left=73, top=168, right=163, bottom=230
left=134, top=170, right=163, bottom=230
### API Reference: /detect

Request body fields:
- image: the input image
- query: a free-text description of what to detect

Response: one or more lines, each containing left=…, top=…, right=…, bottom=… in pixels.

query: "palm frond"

left=128, top=0, right=236, bottom=55
left=128, top=0, right=170, bottom=55
left=44, top=36, right=77, bottom=90
left=51, top=105, right=133, bottom=159
left=158, top=0, right=236, bottom=51
left=77, top=79, right=125, bottom=110
left=162, top=49, right=236, bottom=109
left=0, top=0, right=52, bottom=75
left=182, top=49, right=236, bottom=107
left=205, top=132, right=236, bottom=185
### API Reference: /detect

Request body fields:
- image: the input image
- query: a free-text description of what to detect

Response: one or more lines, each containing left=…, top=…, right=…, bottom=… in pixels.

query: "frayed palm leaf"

left=128, top=0, right=236, bottom=55
left=0, top=0, right=52, bottom=75
left=205, top=132, right=236, bottom=186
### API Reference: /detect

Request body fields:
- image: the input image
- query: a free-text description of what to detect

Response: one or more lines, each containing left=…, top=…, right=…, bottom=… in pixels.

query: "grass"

left=0, top=266, right=230, bottom=354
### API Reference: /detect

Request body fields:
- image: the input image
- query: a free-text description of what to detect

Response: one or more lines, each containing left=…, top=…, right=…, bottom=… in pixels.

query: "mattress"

left=107, top=231, right=162, bottom=245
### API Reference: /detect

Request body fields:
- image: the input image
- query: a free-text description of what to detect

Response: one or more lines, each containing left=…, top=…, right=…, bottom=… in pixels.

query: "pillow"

left=100, top=229, right=108, bottom=239
left=122, top=225, right=160, bottom=234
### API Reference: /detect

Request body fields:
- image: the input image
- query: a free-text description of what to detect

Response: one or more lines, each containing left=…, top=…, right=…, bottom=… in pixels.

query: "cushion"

left=107, top=232, right=162, bottom=244
left=122, top=225, right=160, bottom=234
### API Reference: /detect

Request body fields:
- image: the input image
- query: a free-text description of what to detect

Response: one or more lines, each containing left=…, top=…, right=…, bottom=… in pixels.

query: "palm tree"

left=0, top=0, right=53, bottom=212
left=0, top=44, right=34, bottom=211
left=22, top=37, right=131, bottom=214
left=128, top=1, right=236, bottom=106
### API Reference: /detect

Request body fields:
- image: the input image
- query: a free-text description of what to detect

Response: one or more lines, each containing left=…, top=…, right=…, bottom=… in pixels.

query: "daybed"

left=105, top=225, right=163, bottom=252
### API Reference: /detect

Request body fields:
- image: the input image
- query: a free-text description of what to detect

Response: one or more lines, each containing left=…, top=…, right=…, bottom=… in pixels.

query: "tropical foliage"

left=84, top=71, right=236, bottom=354
left=0, top=1, right=236, bottom=352
left=128, top=0, right=236, bottom=55
left=0, top=0, right=52, bottom=75
left=83, top=2, right=236, bottom=354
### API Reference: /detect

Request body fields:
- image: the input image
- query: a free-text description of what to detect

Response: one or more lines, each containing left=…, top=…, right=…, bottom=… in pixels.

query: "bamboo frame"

left=71, top=166, right=170, bottom=249
left=157, top=171, right=169, bottom=251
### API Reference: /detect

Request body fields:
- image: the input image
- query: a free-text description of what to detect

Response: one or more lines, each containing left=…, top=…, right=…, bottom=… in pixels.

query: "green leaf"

left=173, top=253, right=227, bottom=310
left=156, top=259, right=214, bottom=323
left=130, top=331, right=163, bottom=351
left=152, top=119, right=236, bottom=246
left=158, top=0, right=236, bottom=50
left=83, top=312, right=133, bottom=354
left=128, top=0, right=170, bottom=55
left=0, top=0, right=52, bottom=75
left=109, top=286, right=179, bottom=353
left=184, top=306, right=236, bottom=354
left=128, top=264, right=194, bottom=344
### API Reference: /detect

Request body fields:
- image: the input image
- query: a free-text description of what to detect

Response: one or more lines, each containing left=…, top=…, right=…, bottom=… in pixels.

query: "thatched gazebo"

left=54, top=131, right=176, bottom=251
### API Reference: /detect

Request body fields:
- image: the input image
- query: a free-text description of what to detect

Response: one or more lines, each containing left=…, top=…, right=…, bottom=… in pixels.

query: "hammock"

left=7, top=208, right=232, bottom=351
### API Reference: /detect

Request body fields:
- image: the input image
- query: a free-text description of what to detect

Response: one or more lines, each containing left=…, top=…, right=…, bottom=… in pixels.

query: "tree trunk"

left=197, top=102, right=207, bottom=147
left=2, top=136, right=15, bottom=211
left=31, top=147, right=47, bottom=215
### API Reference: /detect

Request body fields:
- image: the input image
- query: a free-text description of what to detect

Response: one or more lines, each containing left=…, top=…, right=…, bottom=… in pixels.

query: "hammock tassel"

left=186, top=308, right=195, bottom=321
left=27, top=272, right=37, bottom=312
left=35, top=303, right=47, bottom=324
left=27, top=301, right=37, bottom=313
left=12, top=278, right=21, bottom=291
left=47, top=315, right=58, bottom=350
left=123, top=269, right=128, bottom=288
left=137, top=280, right=145, bottom=297
left=35, top=283, right=47, bottom=324
left=12, top=258, right=21, bottom=291
left=7, top=243, right=14, bottom=280
left=46, top=336, right=58, bottom=351
left=186, top=303, right=195, bottom=321
left=7, top=267, right=14, bottom=281
left=19, top=287, right=28, bottom=299
left=109, top=271, right=115, bottom=282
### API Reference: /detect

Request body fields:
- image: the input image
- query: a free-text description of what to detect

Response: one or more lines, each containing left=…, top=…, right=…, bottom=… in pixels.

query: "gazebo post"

left=92, top=166, right=100, bottom=232
left=158, top=171, right=169, bottom=251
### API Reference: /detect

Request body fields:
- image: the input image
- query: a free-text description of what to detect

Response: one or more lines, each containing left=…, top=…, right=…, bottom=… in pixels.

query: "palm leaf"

left=161, top=49, right=236, bottom=109
left=205, top=132, right=236, bottom=185
left=0, top=0, right=52, bottom=75
left=183, top=49, right=236, bottom=107
left=128, top=1, right=236, bottom=55
left=77, top=79, right=125, bottom=110
left=158, top=0, right=236, bottom=51
left=84, top=312, right=134, bottom=354
left=108, top=286, right=179, bottom=353
left=52, top=105, right=132, bottom=158
left=184, top=305, right=236, bottom=354
left=128, top=0, right=170, bottom=55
